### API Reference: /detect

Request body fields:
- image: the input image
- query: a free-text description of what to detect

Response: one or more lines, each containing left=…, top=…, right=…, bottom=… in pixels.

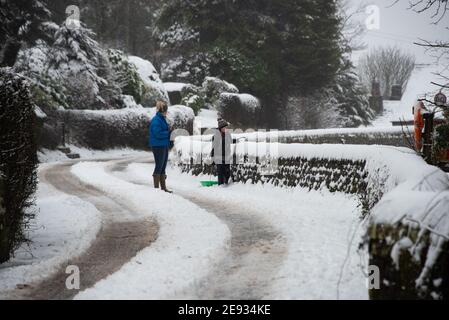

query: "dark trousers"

left=216, top=164, right=231, bottom=185
left=153, top=147, right=169, bottom=175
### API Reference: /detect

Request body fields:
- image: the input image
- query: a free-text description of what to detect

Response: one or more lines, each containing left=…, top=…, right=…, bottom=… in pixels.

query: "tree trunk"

left=1, top=40, right=22, bottom=67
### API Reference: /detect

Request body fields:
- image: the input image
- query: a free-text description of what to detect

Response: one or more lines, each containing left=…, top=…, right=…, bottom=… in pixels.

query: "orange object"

left=414, top=101, right=425, bottom=151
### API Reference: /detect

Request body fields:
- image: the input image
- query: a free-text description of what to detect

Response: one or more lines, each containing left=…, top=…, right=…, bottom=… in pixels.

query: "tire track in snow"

left=13, top=161, right=159, bottom=300
left=109, top=159, right=287, bottom=300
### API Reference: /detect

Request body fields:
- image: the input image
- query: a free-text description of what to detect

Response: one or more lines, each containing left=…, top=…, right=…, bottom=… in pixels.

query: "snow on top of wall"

left=163, top=82, right=188, bottom=92
left=233, top=126, right=410, bottom=141
left=187, top=126, right=410, bottom=143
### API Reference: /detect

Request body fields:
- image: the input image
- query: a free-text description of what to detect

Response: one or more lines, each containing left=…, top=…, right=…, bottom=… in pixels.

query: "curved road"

left=12, top=161, right=159, bottom=300
left=11, top=157, right=287, bottom=300
left=109, top=158, right=287, bottom=300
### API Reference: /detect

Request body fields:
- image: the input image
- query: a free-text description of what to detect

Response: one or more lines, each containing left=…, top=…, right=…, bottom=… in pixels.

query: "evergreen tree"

left=0, top=0, right=50, bottom=67
left=157, top=0, right=343, bottom=126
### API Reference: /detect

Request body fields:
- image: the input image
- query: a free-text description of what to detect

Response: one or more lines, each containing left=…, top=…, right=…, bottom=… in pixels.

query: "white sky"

left=350, top=0, right=449, bottom=64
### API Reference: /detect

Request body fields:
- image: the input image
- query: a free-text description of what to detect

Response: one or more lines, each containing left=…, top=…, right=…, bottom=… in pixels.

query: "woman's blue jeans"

left=153, top=147, right=169, bottom=175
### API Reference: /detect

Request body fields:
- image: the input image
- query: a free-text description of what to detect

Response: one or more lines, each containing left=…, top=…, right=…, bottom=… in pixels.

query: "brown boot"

left=160, top=175, right=173, bottom=193
left=153, top=174, right=161, bottom=189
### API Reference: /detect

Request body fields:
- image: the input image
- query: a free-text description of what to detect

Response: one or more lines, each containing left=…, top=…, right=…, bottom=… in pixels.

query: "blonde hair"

left=156, top=101, right=168, bottom=113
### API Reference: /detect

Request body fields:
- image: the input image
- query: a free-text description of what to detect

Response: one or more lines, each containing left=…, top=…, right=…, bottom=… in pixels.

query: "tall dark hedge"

left=0, top=69, right=38, bottom=263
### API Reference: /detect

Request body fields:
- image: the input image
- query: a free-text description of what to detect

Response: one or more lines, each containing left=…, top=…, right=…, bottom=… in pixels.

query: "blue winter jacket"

left=149, top=112, right=170, bottom=148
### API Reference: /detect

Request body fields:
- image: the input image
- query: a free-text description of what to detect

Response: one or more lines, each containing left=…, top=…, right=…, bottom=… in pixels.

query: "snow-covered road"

left=2, top=155, right=369, bottom=300
left=108, top=158, right=369, bottom=300
left=7, top=162, right=159, bottom=300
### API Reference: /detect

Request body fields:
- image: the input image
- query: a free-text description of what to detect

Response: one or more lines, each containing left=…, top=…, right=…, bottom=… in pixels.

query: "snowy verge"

left=0, top=165, right=102, bottom=297
left=71, top=162, right=230, bottom=299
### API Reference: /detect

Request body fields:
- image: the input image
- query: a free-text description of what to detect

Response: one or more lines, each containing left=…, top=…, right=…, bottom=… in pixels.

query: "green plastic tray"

left=200, top=181, right=219, bottom=187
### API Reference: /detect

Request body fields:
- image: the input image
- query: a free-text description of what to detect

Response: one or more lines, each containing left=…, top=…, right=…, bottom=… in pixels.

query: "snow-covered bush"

left=218, top=93, right=261, bottom=129
left=161, top=53, right=213, bottom=86
left=107, top=49, right=147, bottom=105
left=128, top=56, right=170, bottom=108
left=57, top=106, right=194, bottom=150
left=14, top=23, right=123, bottom=110
left=48, top=24, right=122, bottom=109
left=181, top=93, right=204, bottom=116
left=202, top=77, right=239, bottom=108
left=174, top=138, right=449, bottom=299
left=0, top=69, right=38, bottom=263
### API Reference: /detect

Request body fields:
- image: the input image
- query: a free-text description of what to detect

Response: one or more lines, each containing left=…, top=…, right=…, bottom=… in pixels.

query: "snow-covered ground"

left=116, top=161, right=369, bottom=299
left=38, top=146, right=153, bottom=163
left=0, top=165, right=102, bottom=298
left=372, top=64, right=440, bottom=127
left=5, top=144, right=379, bottom=299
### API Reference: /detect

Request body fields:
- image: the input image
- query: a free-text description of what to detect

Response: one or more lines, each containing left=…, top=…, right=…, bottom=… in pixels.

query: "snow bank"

left=0, top=167, right=101, bottom=297
left=71, top=162, right=230, bottom=299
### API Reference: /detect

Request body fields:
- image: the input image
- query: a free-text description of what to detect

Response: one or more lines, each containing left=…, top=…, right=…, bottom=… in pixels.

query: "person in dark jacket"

left=149, top=101, right=172, bottom=193
left=211, top=119, right=232, bottom=185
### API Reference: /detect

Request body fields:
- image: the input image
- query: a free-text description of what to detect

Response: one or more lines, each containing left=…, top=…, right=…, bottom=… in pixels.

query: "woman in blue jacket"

left=150, top=101, right=172, bottom=193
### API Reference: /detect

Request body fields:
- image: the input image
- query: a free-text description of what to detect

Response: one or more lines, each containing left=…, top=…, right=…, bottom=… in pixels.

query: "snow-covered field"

left=372, top=65, right=440, bottom=127
left=0, top=165, right=102, bottom=298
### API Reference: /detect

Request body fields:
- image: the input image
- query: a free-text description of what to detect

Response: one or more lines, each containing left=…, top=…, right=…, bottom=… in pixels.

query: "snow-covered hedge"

left=173, top=138, right=449, bottom=299
left=0, top=69, right=38, bottom=263
left=218, top=93, right=261, bottom=129
left=44, top=106, right=194, bottom=150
